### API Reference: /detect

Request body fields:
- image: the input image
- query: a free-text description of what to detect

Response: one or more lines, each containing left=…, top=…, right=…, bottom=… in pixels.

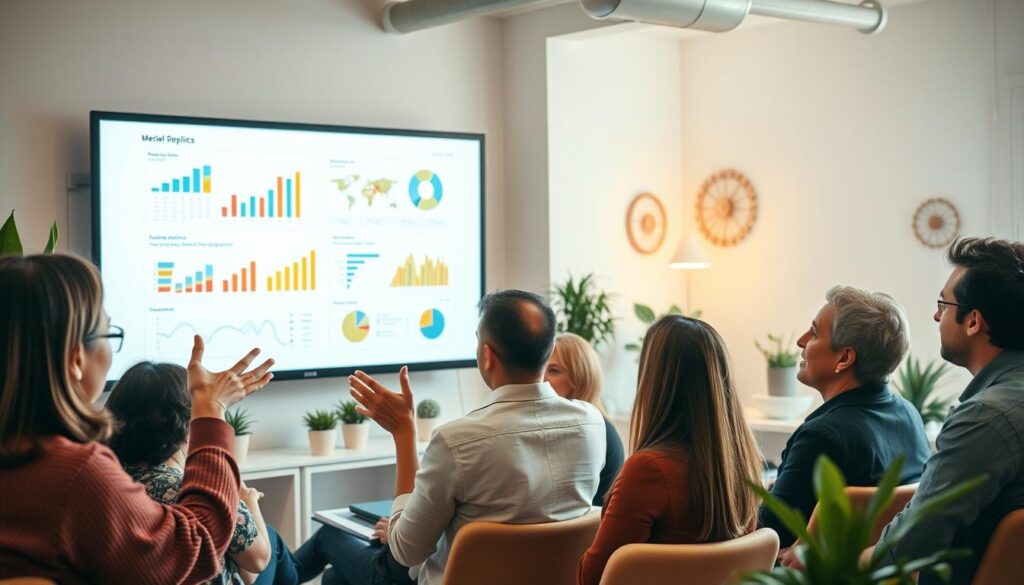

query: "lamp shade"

left=668, top=235, right=710, bottom=270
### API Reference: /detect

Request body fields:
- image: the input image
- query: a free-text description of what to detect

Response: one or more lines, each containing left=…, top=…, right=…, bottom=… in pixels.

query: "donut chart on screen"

left=419, top=308, right=445, bottom=339
left=409, top=170, right=443, bottom=210
left=342, top=310, right=371, bottom=343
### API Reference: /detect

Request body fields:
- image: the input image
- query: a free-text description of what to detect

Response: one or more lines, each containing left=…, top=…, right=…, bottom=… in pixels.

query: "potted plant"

left=416, top=399, right=441, bottom=441
left=1, top=211, right=58, bottom=255
left=551, top=273, right=615, bottom=350
left=743, top=455, right=985, bottom=585
left=225, top=407, right=255, bottom=465
left=755, top=333, right=800, bottom=397
left=304, top=409, right=339, bottom=456
left=894, top=356, right=953, bottom=443
left=624, top=302, right=703, bottom=358
left=337, top=400, right=369, bottom=450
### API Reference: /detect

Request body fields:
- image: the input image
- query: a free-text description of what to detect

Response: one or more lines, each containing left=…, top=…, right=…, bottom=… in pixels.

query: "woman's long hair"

left=630, top=315, right=763, bottom=542
left=553, top=333, right=608, bottom=416
left=0, top=254, right=113, bottom=466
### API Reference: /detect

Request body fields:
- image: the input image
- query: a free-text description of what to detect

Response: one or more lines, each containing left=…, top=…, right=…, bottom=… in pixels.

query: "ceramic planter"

left=767, top=366, right=799, bottom=397
left=417, top=417, right=439, bottom=442
left=232, top=434, right=251, bottom=466
left=342, top=423, right=369, bottom=450
left=308, top=428, right=337, bottom=457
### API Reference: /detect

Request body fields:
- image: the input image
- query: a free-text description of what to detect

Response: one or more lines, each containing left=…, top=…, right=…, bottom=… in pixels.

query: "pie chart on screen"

left=342, top=310, right=370, bottom=343
left=419, top=309, right=445, bottom=340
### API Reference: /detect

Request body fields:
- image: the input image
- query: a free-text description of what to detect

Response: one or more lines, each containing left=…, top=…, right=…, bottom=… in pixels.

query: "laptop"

left=349, top=499, right=393, bottom=524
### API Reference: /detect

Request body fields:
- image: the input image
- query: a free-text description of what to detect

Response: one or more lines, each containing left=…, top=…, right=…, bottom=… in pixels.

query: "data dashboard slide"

left=92, top=112, right=484, bottom=382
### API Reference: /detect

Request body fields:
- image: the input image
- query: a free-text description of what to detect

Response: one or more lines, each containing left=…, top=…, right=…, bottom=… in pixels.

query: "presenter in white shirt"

left=290, top=289, right=606, bottom=585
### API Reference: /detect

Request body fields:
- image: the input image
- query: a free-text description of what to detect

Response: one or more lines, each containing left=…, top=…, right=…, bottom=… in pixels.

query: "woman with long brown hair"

left=577, top=315, right=763, bottom=585
left=0, top=254, right=274, bottom=583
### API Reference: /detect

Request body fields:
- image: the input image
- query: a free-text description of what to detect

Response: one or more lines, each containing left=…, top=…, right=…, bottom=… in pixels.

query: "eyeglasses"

left=85, top=325, right=125, bottom=353
left=936, top=300, right=969, bottom=314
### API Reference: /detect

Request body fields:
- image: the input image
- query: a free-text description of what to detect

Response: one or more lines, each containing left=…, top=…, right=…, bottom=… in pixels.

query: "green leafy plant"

left=1, top=211, right=58, bottom=256
left=417, top=399, right=441, bottom=419
left=742, top=455, right=986, bottom=585
left=893, top=356, right=953, bottom=425
left=225, top=407, right=255, bottom=436
left=624, top=303, right=703, bottom=354
left=304, top=409, right=339, bottom=430
left=755, top=333, right=800, bottom=368
left=550, top=273, right=615, bottom=350
left=336, top=400, right=366, bottom=425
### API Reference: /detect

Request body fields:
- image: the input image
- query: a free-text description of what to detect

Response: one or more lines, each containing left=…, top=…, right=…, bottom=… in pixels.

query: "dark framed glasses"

left=85, top=325, right=125, bottom=353
left=936, top=300, right=969, bottom=314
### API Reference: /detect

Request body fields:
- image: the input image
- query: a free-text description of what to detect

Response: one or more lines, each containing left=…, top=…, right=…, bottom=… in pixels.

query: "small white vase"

left=342, top=423, right=369, bottom=450
left=767, top=366, right=799, bottom=397
left=417, top=418, right=438, bottom=442
left=232, top=434, right=251, bottom=466
left=308, top=429, right=337, bottom=457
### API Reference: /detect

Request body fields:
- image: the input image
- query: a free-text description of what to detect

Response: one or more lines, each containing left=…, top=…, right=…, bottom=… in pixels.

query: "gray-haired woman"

left=763, top=285, right=931, bottom=558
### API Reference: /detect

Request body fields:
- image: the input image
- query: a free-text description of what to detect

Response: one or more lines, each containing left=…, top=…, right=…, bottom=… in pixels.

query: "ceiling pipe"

left=383, top=0, right=548, bottom=34
left=578, top=0, right=886, bottom=33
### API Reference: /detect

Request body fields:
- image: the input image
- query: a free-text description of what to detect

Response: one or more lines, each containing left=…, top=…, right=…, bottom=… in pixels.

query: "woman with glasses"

left=577, top=316, right=764, bottom=585
left=769, top=285, right=931, bottom=565
left=0, top=254, right=275, bottom=583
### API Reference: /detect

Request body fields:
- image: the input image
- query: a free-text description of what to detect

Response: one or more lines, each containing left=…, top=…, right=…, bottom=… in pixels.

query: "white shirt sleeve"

left=387, top=434, right=460, bottom=568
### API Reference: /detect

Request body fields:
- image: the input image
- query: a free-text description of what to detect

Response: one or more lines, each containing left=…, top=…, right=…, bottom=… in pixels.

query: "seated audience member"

left=545, top=332, right=625, bottom=505
left=292, top=289, right=606, bottom=585
left=768, top=285, right=929, bottom=553
left=577, top=315, right=764, bottom=585
left=0, top=254, right=274, bottom=583
left=879, top=238, right=1024, bottom=585
left=107, top=361, right=298, bottom=585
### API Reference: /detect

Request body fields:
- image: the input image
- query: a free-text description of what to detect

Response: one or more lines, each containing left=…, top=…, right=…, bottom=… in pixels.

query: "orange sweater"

left=577, top=449, right=696, bottom=585
left=0, top=418, right=239, bottom=584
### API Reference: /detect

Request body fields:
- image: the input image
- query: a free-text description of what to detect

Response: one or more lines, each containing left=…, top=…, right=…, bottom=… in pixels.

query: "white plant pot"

left=417, top=418, right=439, bottom=442
left=308, top=429, right=337, bottom=457
left=232, top=434, right=251, bottom=466
left=342, top=423, right=370, bottom=450
left=767, top=366, right=799, bottom=397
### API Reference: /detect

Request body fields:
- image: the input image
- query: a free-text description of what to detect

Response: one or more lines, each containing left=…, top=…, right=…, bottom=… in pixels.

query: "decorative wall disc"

left=625, top=192, right=667, bottom=255
left=696, top=169, right=758, bottom=247
left=913, top=198, right=960, bottom=249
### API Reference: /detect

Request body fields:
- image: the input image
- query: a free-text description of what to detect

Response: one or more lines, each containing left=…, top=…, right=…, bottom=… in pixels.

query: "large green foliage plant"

left=743, top=455, right=985, bottom=585
left=550, top=273, right=615, bottom=350
left=893, top=357, right=953, bottom=425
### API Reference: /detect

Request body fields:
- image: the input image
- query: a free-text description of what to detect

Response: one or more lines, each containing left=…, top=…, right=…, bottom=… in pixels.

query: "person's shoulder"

left=618, top=449, right=687, bottom=485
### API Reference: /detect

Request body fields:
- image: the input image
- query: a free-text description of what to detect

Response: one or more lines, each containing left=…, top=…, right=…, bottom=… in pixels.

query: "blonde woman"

left=576, top=316, right=764, bottom=585
left=0, top=254, right=274, bottom=582
left=544, top=333, right=624, bottom=505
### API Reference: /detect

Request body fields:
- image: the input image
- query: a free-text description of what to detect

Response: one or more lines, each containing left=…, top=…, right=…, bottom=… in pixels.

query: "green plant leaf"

left=667, top=304, right=682, bottom=315
left=0, top=211, right=23, bottom=256
left=43, top=221, right=58, bottom=253
left=634, top=303, right=656, bottom=324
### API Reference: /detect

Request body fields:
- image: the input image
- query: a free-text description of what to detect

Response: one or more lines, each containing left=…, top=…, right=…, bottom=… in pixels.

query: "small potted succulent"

left=304, top=409, right=339, bottom=457
left=416, top=399, right=441, bottom=442
left=755, top=333, right=800, bottom=397
left=337, top=400, right=369, bottom=450
left=225, top=407, right=255, bottom=465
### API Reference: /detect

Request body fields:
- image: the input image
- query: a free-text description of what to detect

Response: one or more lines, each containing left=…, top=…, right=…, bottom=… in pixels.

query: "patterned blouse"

left=126, top=464, right=258, bottom=585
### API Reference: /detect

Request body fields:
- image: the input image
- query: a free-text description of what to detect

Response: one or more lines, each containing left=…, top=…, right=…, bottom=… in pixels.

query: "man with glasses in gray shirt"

left=879, top=237, right=1024, bottom=585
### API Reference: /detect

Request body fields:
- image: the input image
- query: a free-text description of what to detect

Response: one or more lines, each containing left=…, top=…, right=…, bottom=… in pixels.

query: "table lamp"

left=668, top=234, right=710, bottom=314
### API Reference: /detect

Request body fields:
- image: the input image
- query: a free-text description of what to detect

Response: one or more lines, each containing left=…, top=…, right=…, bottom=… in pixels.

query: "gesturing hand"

left=187, top=335, right=275, bottom=414
left=349, top=367, right=415, bottom=436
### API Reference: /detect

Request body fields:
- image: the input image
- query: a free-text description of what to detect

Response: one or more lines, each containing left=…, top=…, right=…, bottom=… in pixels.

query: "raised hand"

left=187, top=335, right=274, bottom=418
left=349, top=367, right=415, bottom=436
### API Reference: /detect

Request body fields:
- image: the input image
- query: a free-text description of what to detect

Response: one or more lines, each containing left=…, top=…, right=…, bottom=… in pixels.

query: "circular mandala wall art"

left=696, top=169, right=758, bottom=247
left=625, top=192, right=668, bottom=255
left=913, top=198, right=960, bottom=249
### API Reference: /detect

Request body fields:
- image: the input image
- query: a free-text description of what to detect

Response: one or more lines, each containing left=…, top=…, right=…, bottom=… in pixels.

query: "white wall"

left=0, top=0, right=503, bottom=448
left=547, top=0, right=1015, bottom=413
left=547, top=29, right=686, bottom=413
left=679, top=0, right=996, bottom=403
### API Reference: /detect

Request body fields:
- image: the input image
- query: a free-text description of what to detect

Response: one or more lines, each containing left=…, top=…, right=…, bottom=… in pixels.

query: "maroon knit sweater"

left=0, top=417, right=239, bottom=584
